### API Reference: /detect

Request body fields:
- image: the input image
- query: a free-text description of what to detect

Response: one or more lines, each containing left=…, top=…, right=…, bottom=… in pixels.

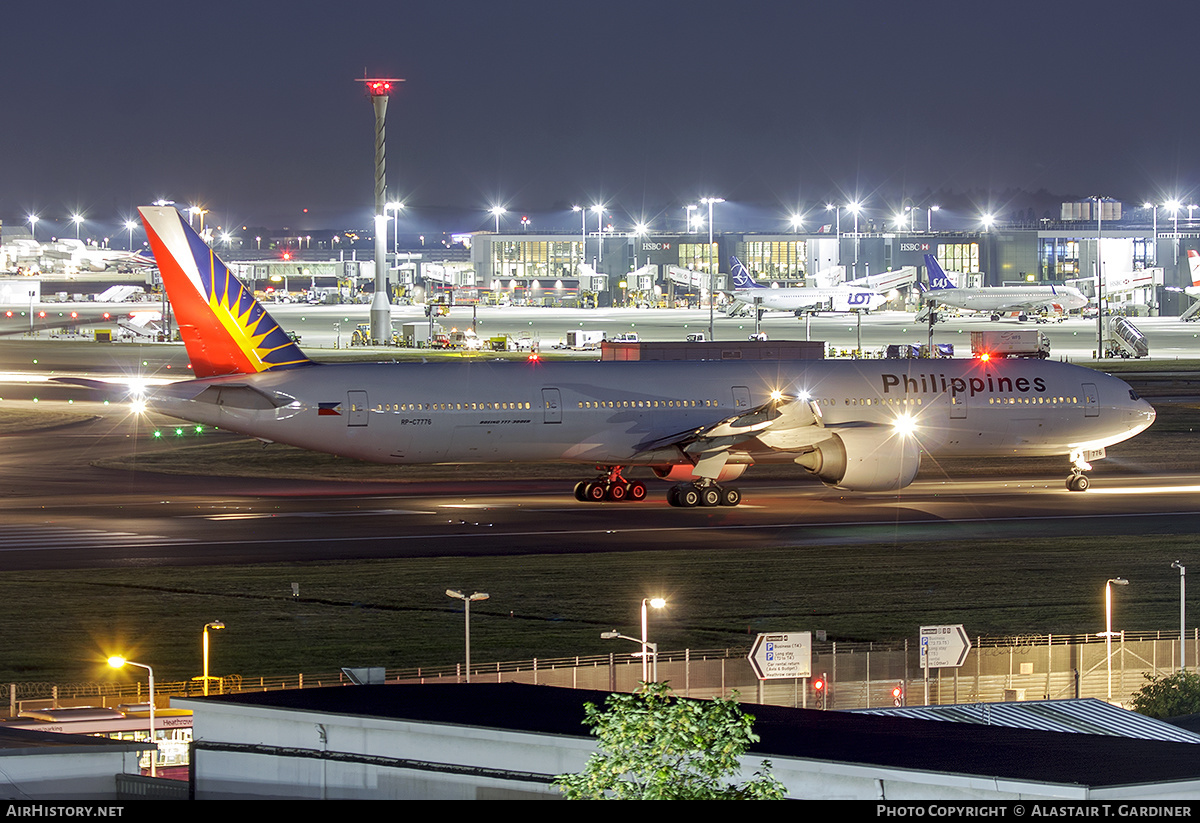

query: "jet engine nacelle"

left=794, top=428, right=921, bottom=491
left=652, top=463, right=749, bottom=483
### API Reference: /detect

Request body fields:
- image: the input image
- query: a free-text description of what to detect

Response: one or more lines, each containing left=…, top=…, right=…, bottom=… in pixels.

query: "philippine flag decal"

left=318, top=402, right=342, bottom=416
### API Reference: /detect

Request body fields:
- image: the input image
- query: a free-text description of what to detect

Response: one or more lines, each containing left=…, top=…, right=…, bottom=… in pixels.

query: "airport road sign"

left=748, top=632, right=812, bottom=680
left=919, top=624, right=971, bottom=669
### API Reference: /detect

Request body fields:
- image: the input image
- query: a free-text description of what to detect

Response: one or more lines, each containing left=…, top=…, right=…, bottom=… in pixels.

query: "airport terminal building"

left=455, top=224, right=1186, bottom=315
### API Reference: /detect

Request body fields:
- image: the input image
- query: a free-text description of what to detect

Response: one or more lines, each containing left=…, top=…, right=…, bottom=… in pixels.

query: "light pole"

left=701, top=197, right=724, bottom=340
left=1144, top=203, right=1159, bottom=266
left=1174, top=561, right=1187, bottom=670
left=125, top=220, right=137, bottom=252
left=27, top=214, right=38, bottom=243
left=490, top=206, right=506, bottom=234
left=107, top=656, right=156, bottom=776
left=790, top=214, right=804, bottom=233
left=1100, top=577, right=1129, bottom=699
left=640, top=597, right=666, bottom=682
left=1095, top=195, right=1105, bottom=357
left=685, top=204, right=698, bottom=234
left=446, top=589, right=489, bottom=683
left=202, top=621, right=225, bottom=696
left=572, top=205, right=587, bottom=276
left=71, top=213, right=83, bottom=240
left=848, top=201, right=862, bottom=276
left=928, top=205, right=940, bottom=233
left=601, top=631, right=659, bottom=682
left=592, top=204, right=605, bottom=264
left=387, top=201, right=404, bottom=256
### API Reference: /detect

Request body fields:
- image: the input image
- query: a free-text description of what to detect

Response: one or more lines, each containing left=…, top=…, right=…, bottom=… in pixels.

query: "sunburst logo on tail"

left=139, top=207, right=311, bottom=378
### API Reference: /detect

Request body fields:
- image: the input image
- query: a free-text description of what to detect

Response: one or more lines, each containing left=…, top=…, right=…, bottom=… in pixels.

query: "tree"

left=1130, top=670, right=1200, bottom=719
left=553, top=682, right=787, bottom=800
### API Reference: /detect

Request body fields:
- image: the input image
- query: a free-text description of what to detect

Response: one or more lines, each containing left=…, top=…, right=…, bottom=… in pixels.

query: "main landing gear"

left=666, top=480, right=742, bottom=508
left=574, top=466, right=648, bottom=503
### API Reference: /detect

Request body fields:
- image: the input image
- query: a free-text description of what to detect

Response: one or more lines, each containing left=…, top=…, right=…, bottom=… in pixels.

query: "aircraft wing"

left=636, top=393, right=833, bottom=457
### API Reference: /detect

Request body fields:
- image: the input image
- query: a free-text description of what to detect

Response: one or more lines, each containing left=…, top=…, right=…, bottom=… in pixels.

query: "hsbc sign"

left=641, top=237, right=682, bottom=264
left=900, top=242, right=930, bottom=252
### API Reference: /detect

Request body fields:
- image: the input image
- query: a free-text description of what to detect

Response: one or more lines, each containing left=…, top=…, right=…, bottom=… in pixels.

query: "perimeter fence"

left=5, top=629, right=1196, bottom=714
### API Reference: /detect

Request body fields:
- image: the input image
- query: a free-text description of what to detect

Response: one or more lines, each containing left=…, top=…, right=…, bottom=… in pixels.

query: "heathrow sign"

left=919, top=624, right=971, bottom=669
left=748, top=632, right=812, bottom=680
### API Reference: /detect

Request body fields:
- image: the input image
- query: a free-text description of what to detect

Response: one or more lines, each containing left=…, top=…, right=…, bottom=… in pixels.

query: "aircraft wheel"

left=667, top=486, right=681, bottom=507
left=584, top=482, right=607, bottom=502
left=990, top=314, right=1000, bottom=322
left=678, top=486, right=701, bottom=508
left=574, top=481, right=589, bottom=502
left=1067, top=475, right=1090, bottom=492
left=720, top=487, right=742, bottom=506
left=628, top=481, right=648, bottom=501
left=606, top=483, right=628, bottom=502
left=699, top=487, right=722, bottom=507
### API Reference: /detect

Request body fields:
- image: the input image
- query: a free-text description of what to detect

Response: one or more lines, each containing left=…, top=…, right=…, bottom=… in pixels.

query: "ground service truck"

left=970, top=330, right=1051, bottom=359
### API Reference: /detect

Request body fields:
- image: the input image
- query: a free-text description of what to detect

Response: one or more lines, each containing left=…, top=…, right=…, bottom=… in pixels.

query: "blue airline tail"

left=923, top=254, right=955, bottom=290
left=730, top=257, right=766, bottom=289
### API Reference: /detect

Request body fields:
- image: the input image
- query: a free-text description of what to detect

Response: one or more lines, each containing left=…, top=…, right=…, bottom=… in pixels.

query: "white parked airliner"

left=128, top=207, right=1154, bottom=505
left=921, top=254, right=1088, bottom=320
left=727, top=257, right=886, bottom=315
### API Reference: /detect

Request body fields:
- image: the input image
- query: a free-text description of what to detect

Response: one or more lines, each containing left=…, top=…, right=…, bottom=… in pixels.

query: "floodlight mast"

left=356, top=75, right=406, bottom=345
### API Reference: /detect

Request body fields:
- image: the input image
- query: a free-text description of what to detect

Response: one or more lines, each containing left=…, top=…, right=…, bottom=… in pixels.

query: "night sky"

left=3, top=0, right=1196, bottom=236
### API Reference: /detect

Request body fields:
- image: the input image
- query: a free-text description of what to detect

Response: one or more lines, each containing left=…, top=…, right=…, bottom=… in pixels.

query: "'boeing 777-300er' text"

left=128, top=207, right=1154, bottom=504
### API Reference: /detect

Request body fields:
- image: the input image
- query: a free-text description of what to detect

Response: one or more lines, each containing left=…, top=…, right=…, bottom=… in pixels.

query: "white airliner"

left=728, top=257, right=886, bottom=315
left=1185, top=250, right=1200, bottom=296
left=128, top=206, right=1154, bottom=504
left=921, top=254, right=1088, bottom=320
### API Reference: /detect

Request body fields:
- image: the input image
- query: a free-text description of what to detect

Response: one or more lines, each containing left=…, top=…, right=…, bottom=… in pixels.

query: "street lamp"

left=489, top=206, right=506, bottom=234
left=386, top=201, right=404, bottom=258
left=685, top=204, right=698, bottom=234
left=71, top=213, right=84, bottom=240
left=202, top=621, right=225, bottom=696
left=848, top=201, right=863, bottom=275
left=446, top=589, right=489, bottom=683
left=107, top=656, right=156, bottom=776
left=928, top=205, right=940, bottom=233
left=591, top=204, right=605, bottom=264
left=701, top=197, right=724, bottom=340
left=27, top=214, right=38, bottom=243
left=124, top=220, right=137, bottom=252
left=1100, top=577, right=1129, bottom=700
left=601, top=630, right=659, bottom=682
left=572, top=205, right=587, bottom=276
left=826, top=203, right=842, bottom=238
left=641, top=597, right=666, bottom=682
left=1144, top=203, right=1159, bottom=266
left=1173, top=561, right=1187, bottom=670
left=790, top=214, right=804, bottom=233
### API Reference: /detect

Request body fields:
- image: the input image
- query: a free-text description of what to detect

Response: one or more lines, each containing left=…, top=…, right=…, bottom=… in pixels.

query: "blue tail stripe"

left=730, top=256, right=765, bottom=289
left=923, top=254, right=954, bottom=289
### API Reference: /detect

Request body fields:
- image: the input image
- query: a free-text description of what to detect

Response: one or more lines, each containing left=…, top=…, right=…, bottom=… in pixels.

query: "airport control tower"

left=357, top=75, right=404, bottom=344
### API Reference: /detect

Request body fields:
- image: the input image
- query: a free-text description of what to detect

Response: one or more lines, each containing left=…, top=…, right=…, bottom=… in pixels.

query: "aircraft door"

left=732, top=386, right=751, bottom=408
left=949, top=387, right=966, bottom=419
left=347, top=391, right=369, bottom=427
left=1082, top=382, right=1099, bottom=417
left=542, top=388, right=562, bottom=424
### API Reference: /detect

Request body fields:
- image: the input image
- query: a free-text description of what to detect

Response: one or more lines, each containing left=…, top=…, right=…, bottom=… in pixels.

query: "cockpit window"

left=1129, top=390, right=1141, bottom=401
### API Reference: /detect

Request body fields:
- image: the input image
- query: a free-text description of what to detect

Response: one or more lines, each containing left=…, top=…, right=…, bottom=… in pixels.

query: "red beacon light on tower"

left=356, top=76, right=405, bottom=97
